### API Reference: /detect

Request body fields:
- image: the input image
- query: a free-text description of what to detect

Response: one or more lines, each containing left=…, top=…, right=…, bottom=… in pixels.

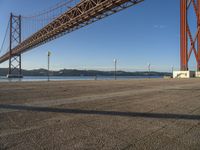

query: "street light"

left=147, top=63, right=151, bottom=78
left=114, top=59, right=117, bottom=80
left=171, top=65, right=174, bottom=78
left=148, top=63, right=151, bottom=73
left=47, top=51, right=51, bottom=81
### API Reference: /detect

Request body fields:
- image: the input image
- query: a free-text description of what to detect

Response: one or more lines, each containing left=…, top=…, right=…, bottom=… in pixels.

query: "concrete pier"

left=0, top=79, right=200, bottom=149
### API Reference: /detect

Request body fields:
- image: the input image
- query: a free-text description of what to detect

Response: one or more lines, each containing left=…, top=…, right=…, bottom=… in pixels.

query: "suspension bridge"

left=0, top=0, right=200, bottom=78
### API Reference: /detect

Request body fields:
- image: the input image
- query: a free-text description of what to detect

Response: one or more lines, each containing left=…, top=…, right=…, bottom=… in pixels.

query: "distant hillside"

left=0, top=68, right=172, bottom=77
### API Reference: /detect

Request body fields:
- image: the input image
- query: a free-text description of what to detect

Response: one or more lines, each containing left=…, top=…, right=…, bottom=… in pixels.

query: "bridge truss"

left=0, top=0, right=143, bottom=77
left=180, top=0, right=200, bottom=71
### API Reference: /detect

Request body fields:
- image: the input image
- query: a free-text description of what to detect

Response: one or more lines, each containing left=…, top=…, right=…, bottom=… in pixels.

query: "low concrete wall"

left=173, top=71, right=195, bottom=78
left=196, top=72, right=200, bottom=78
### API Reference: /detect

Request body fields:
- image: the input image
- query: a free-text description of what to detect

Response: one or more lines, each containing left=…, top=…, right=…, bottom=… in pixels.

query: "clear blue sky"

left=0, top=0, right=197, bottom=72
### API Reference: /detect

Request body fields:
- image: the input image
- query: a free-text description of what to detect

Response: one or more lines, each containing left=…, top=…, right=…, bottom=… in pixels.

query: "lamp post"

left=148, top=63, right=151, bottom=78
left=172, top=65, right=174, bottom=78
left=114, top=59, right=117, bottom=80
left=47, top=51, right=51, bottom=81
left=148, top=63, right=151, bottom=72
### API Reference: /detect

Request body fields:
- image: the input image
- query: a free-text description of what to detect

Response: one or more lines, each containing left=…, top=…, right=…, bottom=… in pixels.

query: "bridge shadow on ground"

left=0, top=104, right=200, bottom=121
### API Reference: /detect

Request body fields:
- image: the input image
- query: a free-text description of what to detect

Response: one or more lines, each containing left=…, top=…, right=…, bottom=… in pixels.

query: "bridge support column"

left=197, top=0, right=200, bottom=71
left=180, top=0, right=188, bottom=71
left=173, top=0, right=200, bottom=78
left=176, top=0, right=200, bottom=79
left=7, top=13, right=23, bottom=78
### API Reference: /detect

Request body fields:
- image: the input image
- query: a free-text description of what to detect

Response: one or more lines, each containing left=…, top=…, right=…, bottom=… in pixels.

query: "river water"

left=0, top=76, right=162, bottom=82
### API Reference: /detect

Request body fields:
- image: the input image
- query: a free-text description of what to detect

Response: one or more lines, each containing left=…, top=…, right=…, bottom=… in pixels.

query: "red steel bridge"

left=0, top=0, right=199, bottom=77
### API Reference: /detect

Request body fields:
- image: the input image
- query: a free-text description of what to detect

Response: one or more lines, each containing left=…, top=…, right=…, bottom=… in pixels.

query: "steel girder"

left=180, top=0, right=200, bottom=71
left=0, top=0, right=143, bottom=64
left=7, top=13, right=22, bottom=77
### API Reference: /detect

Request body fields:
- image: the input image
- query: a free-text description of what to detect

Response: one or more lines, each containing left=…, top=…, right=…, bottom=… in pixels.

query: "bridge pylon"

left=7, top=13, right=23, bottom=78
left=174, top=0, right=200, bottom=78
left=180, top=0, right=200, bottom=71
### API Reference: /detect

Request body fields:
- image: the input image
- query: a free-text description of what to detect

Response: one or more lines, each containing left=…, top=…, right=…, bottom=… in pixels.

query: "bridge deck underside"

left=0, top=0, right=143, bottom=63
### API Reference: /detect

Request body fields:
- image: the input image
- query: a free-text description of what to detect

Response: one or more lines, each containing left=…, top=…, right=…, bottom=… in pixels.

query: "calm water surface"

left=0, top=76, right=162, bottom=82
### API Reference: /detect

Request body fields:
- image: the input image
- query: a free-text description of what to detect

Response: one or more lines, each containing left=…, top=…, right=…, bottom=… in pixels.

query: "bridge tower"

left=7, top=13, right=23, bottom=78
left=180, top=0, right=200, bottom=71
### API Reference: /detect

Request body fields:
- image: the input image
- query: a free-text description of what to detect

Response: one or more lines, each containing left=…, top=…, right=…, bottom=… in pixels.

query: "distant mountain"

left=0, top=68, right=172, bottom=77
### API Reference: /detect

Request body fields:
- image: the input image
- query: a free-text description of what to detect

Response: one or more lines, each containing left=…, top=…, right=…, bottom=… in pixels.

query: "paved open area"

left=0, top=79, right=200, bottom=150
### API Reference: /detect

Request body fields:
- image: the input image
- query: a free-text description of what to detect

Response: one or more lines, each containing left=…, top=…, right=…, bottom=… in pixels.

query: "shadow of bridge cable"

left=0, top=104, right=200, bottom=121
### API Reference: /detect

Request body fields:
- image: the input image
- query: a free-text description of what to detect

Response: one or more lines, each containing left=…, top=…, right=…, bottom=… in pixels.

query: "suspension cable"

left=21, top=0, right=75, bottom=19
left=0, top=20, right=10, bottom=54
